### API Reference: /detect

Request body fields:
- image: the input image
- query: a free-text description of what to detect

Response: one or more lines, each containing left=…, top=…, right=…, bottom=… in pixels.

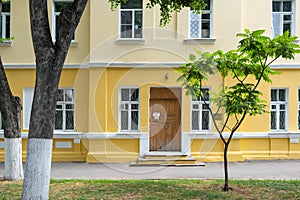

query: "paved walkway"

left=2, top=160, right=299, bottom=180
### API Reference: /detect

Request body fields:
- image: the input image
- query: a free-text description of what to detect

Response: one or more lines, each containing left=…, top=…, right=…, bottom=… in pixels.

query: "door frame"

left=148, top=86, right=182, bottom=152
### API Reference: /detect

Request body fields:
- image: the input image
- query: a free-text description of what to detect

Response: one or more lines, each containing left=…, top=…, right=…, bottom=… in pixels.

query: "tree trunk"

left=223, top=143, right=229, bottom=191
left=22, top=0, right=87, bottom=199
left=0, top=57, right=23, bottom=180
left=4, top=138, right=23, bottom=180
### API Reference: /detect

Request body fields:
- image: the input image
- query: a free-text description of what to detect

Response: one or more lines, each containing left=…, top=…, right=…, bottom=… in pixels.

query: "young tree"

left=177, top=30, right=300, bottom=191
left=0, top=0, right=23, bottom=181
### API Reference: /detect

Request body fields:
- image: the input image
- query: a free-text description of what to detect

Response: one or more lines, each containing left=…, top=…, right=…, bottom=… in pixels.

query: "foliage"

left=177, top=29, right=300, bottom=191
left=108, top=0, right=206, bottom=26
left=0, top=179, right=299, bottom=199
left=178, top=29, right=300, bottom=123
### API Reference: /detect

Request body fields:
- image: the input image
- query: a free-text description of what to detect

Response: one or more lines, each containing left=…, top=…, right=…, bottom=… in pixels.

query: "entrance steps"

left=130, top=152, right=205, bottom=167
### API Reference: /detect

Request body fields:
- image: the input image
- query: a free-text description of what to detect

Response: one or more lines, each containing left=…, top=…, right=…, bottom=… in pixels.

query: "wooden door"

left=149, top=88, right=181, bottom=151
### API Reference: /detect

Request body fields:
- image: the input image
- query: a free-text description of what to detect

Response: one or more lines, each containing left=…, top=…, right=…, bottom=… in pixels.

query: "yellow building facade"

left=0, top=0, right=300, bottom=163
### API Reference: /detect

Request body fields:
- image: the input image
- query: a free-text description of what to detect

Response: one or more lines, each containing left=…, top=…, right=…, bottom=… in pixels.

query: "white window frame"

left=119, top=0, right=143, bottom=39
left=119, top=87, right=140, bottom=132
left=270, top=88, right=288, bottom=131
left=189, top=0, right=213, bottom=39
left=272, top=0, right=295, bottom=37
left=1, top=1, right=10, bottom=39
left=191, top=88, right=211, bottom=132
left=52, top=0, right=76, bottom=42
left=55, top=88, right=75, bottom=132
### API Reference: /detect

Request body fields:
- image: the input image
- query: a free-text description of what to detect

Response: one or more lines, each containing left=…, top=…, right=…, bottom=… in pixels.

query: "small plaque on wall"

left=55, top=141, right=72, bottom=149
left=290, top=138, right=299, bottom=144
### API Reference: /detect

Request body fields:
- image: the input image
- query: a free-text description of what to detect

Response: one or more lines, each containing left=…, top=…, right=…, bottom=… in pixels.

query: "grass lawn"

left=0, top=179, right=299, bottom=199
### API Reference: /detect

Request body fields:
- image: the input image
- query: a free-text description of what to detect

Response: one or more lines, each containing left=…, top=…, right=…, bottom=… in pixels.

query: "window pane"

left=121, top=0, right=142, bottom=9
left=190, top=12, right=200, bottom=38
left=2, top=3, right=9, bottom=12
left=272, top=13, right=282, bottom=37
left=5, top=15, right=10, bottom=38
left=121, top=11, right=132, bottom=24
left=283, top=23, right=291, bottom=35
left=279, top=111, right=285, bottom=130
left=130, top=89, right=139, bottom=101
left=298, top=89, right=300, bottom=101
left=57, top=89, right=63, bottom=101
left=121, top=89, right=129, bottom=101
left=121, top=25, right=132, bottom=38
left=284, top=15, right=291, bottom=21
left=131, top=111, right=139, bottom=130
left=192, top=104, right=199, bottom=109
left=131, top=104, right=139, bottom=110
left=279, top=89, right=286, bottom=101
left=271, top=111, right=277, bottom=130
left=66, top=111, right=74, bottom=130
left=55, top=110, right=63, bottom=130
left=201, top=21, right=210, bottom=38
left=201, top=88, right=210, bottom=101
left=56, top=104, right=63, bottom=110
left=204, top=0, right=210, bottom=10
left=271, top=104, right=276, bottom=110
left=280, top=104, right=285, bottom=110
left=192, top=111, right=199, bottom=130
left=65, top=89, right=74, bottom=102
left=272, top=1, right=281, bottom=12
left=283, top=1, right=292, bottom=12
left=66, top=104, right=74, bottom=110
left=271, top=89, right=277, bottom=101
left=121, top=111, right=128, bottom=130
left=203, top=104, right=210, bottom=110
left=202, top=111, right=209, bottom=130
left=134, top=11, right=143, bottom=38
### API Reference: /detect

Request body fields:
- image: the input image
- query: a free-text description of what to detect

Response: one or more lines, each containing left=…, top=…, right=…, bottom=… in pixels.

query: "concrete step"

left=130, top=152, right=205, bottom=167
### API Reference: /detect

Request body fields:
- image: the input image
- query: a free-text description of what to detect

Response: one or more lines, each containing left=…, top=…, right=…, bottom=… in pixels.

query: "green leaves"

left=177, top=51, right=215, bottom=98
left=177, top=29, right=300, bottom=118
left=109, top=0, right=207, bottom=26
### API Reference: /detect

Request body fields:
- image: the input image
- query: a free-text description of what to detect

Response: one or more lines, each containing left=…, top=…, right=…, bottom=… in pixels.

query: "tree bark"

left=0, top=58, right=23, bottom=180
left=22, top=0, right=87, bottom=199
left=223, top=143, right=229, bottom=191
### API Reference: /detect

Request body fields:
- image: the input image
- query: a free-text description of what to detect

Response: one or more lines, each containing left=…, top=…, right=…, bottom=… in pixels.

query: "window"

left=191, top=88, right=210, bottom=131
left=189, top=0, right=212, bottom=39
left=53, top=1, right=75, bottom=42
left=120, top=0, right=143, bottom=39
left=55, top=89, right=75, bottom=131
left=0, top=1, right=10, bottom=39
left=119, top=88, right=139, bottom=131
left=271, top=89, right=287, bottom=131
left=272, top=0, right=294, bottom=37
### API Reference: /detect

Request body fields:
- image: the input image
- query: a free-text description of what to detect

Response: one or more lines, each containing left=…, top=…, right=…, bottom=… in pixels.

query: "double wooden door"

left=149, top=88, right=181, bottom=151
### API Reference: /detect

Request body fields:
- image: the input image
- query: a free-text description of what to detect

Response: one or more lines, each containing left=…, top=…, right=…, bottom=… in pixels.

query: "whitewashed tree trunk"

left=22, top=138, right=53, bottom=200
left=4, top=138, right=23, bottom=180
left=22, top=0, right=87, bottom=199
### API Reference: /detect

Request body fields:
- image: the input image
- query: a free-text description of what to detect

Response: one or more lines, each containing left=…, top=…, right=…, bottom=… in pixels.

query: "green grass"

left=0, top=179, right=299, bottom=200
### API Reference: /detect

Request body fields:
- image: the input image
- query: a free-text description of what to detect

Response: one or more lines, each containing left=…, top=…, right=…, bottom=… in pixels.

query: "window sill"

left=116, top=39, right=145, bottom=45
left=0, top=40, right=13, bottom=47
left=184, top=38, right=217, bottom=45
